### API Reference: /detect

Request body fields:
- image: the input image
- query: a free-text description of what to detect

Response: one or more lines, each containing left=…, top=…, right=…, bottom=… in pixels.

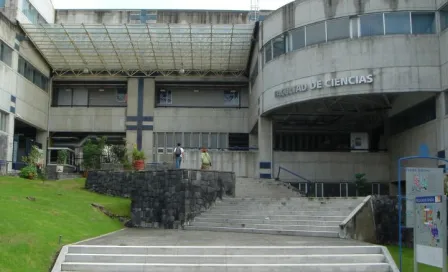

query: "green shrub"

left=19, top=165, right=38, bottom=180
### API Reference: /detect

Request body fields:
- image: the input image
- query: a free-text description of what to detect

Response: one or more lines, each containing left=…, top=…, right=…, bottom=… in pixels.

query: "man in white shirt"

left=173, top=143, right=185, bottom=169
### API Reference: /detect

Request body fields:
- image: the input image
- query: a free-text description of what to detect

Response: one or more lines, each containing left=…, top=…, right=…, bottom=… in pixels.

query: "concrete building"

left=2, top=0, right=448, bottom=196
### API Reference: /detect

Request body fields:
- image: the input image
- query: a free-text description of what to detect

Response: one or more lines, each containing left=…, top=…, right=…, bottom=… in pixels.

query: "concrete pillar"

left=436, top=92, right=446, bottom=167
left=125, top=78, right=155, bottom=163
left=6, top=113, right=14, bottom=171
left=36, top=130, right=48, bottom=164
left=142, top=78, right=155, bottom=162
left=257, top=116, right=273, bottom=179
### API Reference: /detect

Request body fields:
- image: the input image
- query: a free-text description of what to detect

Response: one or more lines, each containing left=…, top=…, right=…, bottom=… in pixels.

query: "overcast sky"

left=51, top=0, right=292, bottom=11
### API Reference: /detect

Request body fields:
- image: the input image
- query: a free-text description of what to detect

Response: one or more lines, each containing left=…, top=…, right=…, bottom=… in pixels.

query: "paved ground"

left=76, top=228, right=369, bottom=247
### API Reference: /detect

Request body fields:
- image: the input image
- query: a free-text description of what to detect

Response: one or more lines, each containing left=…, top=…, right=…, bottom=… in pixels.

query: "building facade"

left=2, top=0, right=448, bottom=196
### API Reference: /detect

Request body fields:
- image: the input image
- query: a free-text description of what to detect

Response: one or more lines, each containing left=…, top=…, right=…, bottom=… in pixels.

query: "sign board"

left=414, top=195, right=447, bottom=270
left=274, top=74, right=374, bottom=98
left=405, top=167, right=444, bottom=228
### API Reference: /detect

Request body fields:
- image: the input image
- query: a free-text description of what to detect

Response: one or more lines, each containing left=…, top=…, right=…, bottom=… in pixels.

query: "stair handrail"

left=339, top=195, right=373, bottom=228
left=275, top=166, right=314, bottom=196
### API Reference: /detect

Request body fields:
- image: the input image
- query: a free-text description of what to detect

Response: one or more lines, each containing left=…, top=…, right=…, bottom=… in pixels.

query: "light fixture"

left=99, top=89, right=104, bottom=92
left=179, top=68, right=185, bottom=74
left=193, top=90, right=199, bottom=93
left=83, top=68, right=89, bottom=74
left=160, top=89, right=166, bottom=92
left=230, top=90, right=236, bottom=93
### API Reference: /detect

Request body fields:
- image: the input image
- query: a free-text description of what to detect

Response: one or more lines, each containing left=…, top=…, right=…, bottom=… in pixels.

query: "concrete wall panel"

left=49, top=108, right=126, bottom=132
left=261, top=36, right=440, bottom=113
left=154, top=108, right=249, bottom=133
left=273, top=151, right=390, bottom=183
left=388, top=121, right=438, bottom=180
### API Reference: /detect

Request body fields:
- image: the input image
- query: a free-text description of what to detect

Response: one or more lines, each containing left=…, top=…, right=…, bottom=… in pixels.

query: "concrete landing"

left=76, top=228, right=368, bottom=246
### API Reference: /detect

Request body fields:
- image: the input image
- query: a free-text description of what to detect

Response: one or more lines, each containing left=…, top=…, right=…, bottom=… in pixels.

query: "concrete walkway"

left=76, top=228, right=369, bottom=247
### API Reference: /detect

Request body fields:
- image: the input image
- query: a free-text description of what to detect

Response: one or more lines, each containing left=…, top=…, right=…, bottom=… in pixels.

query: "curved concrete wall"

left=261, top=36, right=440, bottom=114
left=256, top=0, right=441, bottom=115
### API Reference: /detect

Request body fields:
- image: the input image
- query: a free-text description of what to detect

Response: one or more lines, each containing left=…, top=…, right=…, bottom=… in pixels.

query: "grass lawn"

left=0, top=176, right=131, bottom=272
left=387, top=245, right=444, bottom=271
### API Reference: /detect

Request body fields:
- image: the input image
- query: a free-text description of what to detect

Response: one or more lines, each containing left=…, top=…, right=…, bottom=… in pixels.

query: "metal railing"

left=275, top=166, right=314, bottom=196
left=275, top=166, right=391, bottom=197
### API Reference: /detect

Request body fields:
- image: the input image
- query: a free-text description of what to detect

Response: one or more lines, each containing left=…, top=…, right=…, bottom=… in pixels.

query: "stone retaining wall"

left=85, top=169, right=236, bottom=228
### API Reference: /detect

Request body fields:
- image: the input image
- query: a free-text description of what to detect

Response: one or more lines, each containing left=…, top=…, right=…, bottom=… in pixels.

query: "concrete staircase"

left=185, top=196, right=363, bottom=237
left=57, top=245, right=397, bottom=272
left=234, top=178, right=302, bottom=198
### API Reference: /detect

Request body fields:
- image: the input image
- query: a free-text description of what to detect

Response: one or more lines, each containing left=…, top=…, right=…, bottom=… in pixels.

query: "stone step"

left=206, top=209, right=349, bottom=216
left=196, top=214, right=347, bottom=221
left=210, top=207, right=355, bottom=213
left=67, top=246, right=383, bottom=255
left=61, top=262, right=392, bottom=272
left=184, top=225, right=340, bottom=238
left=193, top=217, right=342, bottom=226
left=64, top=253, right=385, bottom=264
left=190, top=222, right=340, bottom=232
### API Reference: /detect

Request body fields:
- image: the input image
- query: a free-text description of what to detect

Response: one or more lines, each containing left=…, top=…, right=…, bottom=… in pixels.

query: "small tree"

left=82, top=137, right=106, bottom=171
left=57, top=150, right=68, bottom=165
left=355, top=173, right=368, bottom=196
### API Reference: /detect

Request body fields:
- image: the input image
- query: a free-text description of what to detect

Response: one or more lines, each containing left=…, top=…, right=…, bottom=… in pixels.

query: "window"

left=201, top=133, right=209, bottom=148
left=156, top=132, right=165, bottom=148
left=184, top=133, right=191, bottom=148
left=166, top=133, right=174, bottom=148
left=306, top=22, right=326, bottom=46
left=17, top=56, right=49, bottom=92
left=175, top=133, right=182, bottom=147
left=441, top=11, right=448, bottom=31
left=360, top=13, right=384, bottom=36
left=210, top=133, right=218, bottom=149
left=0, top=42, right=12, bottom=67
left=56, top=88, right=72, bottom=106
left=224, top=90, right=239, bottom=106
left=290, top=27, right=305, bottom=51
left=158, top=89, right=172, bottom=105
left=228, top=133, right=249, bottom=150
left=0, top=111, right=7, bottom=132
left=327, top=17, right=350, bottom=42
left=411, top=12, right=435, bottom=34
left=219, top=133, right=227, bottom=149
left=0, top=0, right=5, bottom=8
left=192, top=133, right=200, bottom=148
left=264, top=41, right=272, bottom=63
left=116, top=88, right=126, bottom=102
left=272, top=35, right=286, bottom=58
left=385, top=12, right=411, bottom=35
left=22, top=0, right=47, bottom=24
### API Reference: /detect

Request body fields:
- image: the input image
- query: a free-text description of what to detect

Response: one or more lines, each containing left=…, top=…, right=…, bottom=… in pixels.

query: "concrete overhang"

left=19, top=22, right=255, bottom=77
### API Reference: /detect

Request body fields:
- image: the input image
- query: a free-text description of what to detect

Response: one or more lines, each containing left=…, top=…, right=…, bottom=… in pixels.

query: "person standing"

left=200, top=147, right=212, bottom=170
left=173, top=143, right=184, bottom=169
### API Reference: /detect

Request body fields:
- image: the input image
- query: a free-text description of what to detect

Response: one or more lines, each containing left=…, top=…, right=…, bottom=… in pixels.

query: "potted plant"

left=132, top=145, right=146, bottom=171
left=56, top=149, right=68, bottom=173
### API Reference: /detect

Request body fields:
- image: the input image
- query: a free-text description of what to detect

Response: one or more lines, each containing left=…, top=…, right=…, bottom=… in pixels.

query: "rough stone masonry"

left=85, top=169, right=236, bottom=229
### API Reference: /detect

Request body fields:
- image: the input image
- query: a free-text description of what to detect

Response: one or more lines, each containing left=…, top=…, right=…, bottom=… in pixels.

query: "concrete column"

left=6, top=113, right=14, bottom=171
left=36, top=130, right=47, bottom=164
left=257, top=116, right=273, bottom=179
left=125, top=78, right=155, bottom=163
left=436, top=92, right=446, bottom=166
left=142, top=78, right=155, bottom=162
left=126, top=78, right=138, bottom=151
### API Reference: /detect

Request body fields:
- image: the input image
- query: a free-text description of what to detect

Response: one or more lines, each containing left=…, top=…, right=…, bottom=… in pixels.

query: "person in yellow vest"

left=200, top=147, right=212, bottom=170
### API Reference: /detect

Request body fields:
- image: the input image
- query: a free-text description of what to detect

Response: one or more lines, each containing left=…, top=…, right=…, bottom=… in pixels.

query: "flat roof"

left=20, top=23, right=255, bottom=76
